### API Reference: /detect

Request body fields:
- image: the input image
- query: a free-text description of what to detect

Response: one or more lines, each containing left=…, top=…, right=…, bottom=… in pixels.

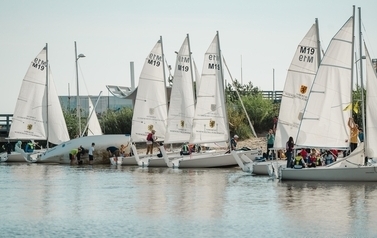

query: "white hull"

left=110, top=157, right=123, bottom=165
left=37, top=135, right=130, bottom=164
left=168, top=150, right=258, bottom=168
left=1, top=149, right=46, bottom=163
left=121, top=156, right=138, bottom=165
left=1, top=152, right=24, bottom=162
left=138, top=156, right=168, bottom=167
left=253, top=160, right=287, bottom=176
left=280, top=166, right=377, bottom=182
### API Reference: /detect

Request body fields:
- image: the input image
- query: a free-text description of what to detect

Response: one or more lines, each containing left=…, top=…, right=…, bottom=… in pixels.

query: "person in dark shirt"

left=230, top=135, right=239, bottom=151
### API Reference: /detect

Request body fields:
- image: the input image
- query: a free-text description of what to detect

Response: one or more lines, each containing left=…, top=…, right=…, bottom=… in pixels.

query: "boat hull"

left=253, top=160, right=286, bottom=175
left=37, top=135, right=130, bottom=164
left=171, top=150, right=258, bottom=168
left=3, top=152, right=24, bottom=162
left=280, top=166, right=377, bottom=182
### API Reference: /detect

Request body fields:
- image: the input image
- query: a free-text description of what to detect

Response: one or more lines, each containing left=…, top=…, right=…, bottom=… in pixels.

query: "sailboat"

left=279, top=7, right=377, bottom=181
left=0, top=45, right=70, bottom=162
left=164, top=34, right=195, bottom=145
left=36, top=44, right=130, bottom=164
left=120, top=37, right=171, bottom=167
left=160, top=32, right=258, bottom=168
left=234, top=21, right=321, bottom=175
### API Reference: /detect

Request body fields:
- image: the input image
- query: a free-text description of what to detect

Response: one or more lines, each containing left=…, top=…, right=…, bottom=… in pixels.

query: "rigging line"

left=361, top=21, right=376, bottom=56
left=78, top=63, right=90, bottom=96
left=222, top=55, right=257, bottom=138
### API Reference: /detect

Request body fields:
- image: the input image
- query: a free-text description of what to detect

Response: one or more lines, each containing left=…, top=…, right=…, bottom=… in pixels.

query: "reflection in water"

left=1, top=163, right=377, bottom=237
left=278, top=181, right=377, bottom=237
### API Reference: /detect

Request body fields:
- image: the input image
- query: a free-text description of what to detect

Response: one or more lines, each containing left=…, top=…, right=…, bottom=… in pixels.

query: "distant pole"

left=240, top=55, right=243, bottom=85
left=75, top=41, right=86, bottom=136
left=273, top=68, right=275, bottom=101
left=68, top=83, right=70, bottom=110
left=355, top=52, right=359, bottom=89
left=130, top=61, right=135, bottom=90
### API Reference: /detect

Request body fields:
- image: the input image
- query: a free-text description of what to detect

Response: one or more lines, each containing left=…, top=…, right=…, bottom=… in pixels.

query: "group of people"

left=69, top=143, right=95, bottom=165
left=284, top=117, right=361, bottom=169
left=69, top=142, right=132, bottom=165
left=107, top=143, right=131, bottom=163
left=290, top=148, right=338, bottom=169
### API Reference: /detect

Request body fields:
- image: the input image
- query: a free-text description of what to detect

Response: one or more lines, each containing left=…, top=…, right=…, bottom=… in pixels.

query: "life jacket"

left=147, top=133, right=153, bottom=141
left=25, top=142, right=34, bottom=152
left=325, top=155, right=333, bottom=165
left=181, top=144, right=190, bottom=155
left=294, top=156, right=304, bottom=166
left=316, top=157, right=322, bottom=166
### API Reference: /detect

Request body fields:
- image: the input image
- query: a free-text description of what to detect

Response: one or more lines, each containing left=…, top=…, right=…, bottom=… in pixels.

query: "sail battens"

left=296, top=17, right=354, bottom=148
left=273, top=23, right=320, bottom=149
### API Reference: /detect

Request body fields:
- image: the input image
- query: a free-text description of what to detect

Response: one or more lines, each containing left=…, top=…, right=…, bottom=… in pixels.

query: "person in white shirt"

left=89, top=142, right=95, bottom=165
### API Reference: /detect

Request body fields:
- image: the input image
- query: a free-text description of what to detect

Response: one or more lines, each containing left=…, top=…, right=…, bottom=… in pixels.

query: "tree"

left=100, top=107, right=133, bottom=134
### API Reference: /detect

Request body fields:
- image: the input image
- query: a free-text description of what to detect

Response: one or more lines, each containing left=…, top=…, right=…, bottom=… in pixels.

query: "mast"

left=186, top=34, right=196, bottom=114
left=216, top=31, right=230, bottom=144
left=315, top=18, right=321, bottom=67
left=358, top=6, right=366, bottom=156
left=350, top=6, right=356, bottom=114
left=75, top=41, right=82, bottom=136
left=160, top=36, right=168, bottom=114
left=45, top=43, right=49, bottom=149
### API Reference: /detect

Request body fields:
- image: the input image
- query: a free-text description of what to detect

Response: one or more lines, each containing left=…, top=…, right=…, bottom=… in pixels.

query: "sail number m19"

left=298, top=46, right=315, bottom=63
left=32, top=58, right=46, bottom=71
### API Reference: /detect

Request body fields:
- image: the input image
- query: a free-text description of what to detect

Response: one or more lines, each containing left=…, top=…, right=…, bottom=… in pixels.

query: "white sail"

left=189, top=34, right=228, bottom=144
left=365, top=44, right=377, bottom=158
left=164, top=36, right=195, bottom=143
left=87, top=97, right=103, bottom=136
left=46, top=69, right=70, bottom=144
left=9, top=48, right=69, bottom=145
left=131, top=39, right=167, bottom=142
left=296, top=17, right=354, bottom=149
left=273, top=23, right=320, bottom=149
left=193, top=59, right=201, bottom=94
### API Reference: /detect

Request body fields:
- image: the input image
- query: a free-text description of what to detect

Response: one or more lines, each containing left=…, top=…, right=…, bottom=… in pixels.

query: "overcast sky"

left=1, top=0, right=376, bottom=113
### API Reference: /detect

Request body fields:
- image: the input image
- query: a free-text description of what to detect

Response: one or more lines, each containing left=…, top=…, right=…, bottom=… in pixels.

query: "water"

left=1, top=163, right=377, bottom=238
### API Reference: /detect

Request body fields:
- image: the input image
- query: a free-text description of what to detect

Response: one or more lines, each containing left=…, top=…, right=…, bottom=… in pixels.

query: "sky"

left=1, top=0, right=376, bottom=113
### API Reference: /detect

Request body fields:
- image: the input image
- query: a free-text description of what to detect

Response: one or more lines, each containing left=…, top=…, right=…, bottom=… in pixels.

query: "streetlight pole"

left=75, top=41, right=85, bottom=137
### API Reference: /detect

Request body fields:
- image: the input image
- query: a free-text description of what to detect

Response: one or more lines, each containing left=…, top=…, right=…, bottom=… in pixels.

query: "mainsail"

left=131, top=38, right=168, bottom=142
left=9, top=47, right=69, bottom=145
left=189, top=33, right=228, bottom=144
left=296, top=17, right=354, bottom=149
left=365, top=43, right=377, bottom=158
left=273, top=22, right=320, bottom=149
left=164, top=35, right=195, bottom=143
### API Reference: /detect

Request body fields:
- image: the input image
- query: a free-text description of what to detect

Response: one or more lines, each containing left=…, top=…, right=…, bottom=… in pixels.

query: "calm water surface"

left=1, top=163, right=377, bottom=237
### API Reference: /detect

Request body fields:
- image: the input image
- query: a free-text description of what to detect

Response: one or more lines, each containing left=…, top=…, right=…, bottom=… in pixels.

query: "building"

left=59, top=95, right=133, bottom=116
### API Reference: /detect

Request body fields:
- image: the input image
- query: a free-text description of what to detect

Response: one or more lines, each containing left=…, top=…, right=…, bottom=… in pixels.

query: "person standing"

left=146, top=129, right=157, bottom=155
left=286, top=136, right=294, bottom=168
left=266, top=129, right=275, bottom=160
left=88, top=142, right=95, bottom=165
left=358, top=128, right=364, bottom=143
left=273, top=116, right=278, bottom=134
left=348, top=117, right=359, bottom=152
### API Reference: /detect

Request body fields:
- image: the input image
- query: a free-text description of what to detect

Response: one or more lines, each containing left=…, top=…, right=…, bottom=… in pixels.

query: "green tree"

left=352, top=86, right=366, bottom=127
left=63, top=109, right=79, bottom=139
left=100, top=107, right=133, bottom=134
